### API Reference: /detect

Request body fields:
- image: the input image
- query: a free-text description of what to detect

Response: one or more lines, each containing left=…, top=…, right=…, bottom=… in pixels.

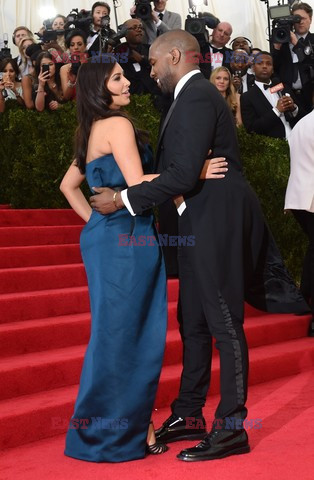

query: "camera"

left=41, top=64, right=50, bottom=75
left=0, top=47, right=11, bottom=61
left=269, top=5, right=301, bottom=44
left=272, top=15, right=301, bottom=43
left=70, top=57, right=81, bottom=76
left=135, top=0, right=153, bottom=21
left=185, top=12, right=220, bottom=46
left=0, top=73, right=8, bottom=98
left=65, top=9, right=93, bottom=36
left=0, top=34, right=12, bottom=61
left=35, top=18, right=65, bottom=43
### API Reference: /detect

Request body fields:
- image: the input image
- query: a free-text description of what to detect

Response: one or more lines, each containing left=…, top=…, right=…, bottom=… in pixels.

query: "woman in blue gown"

left=60, top=56, right=168, bottom=462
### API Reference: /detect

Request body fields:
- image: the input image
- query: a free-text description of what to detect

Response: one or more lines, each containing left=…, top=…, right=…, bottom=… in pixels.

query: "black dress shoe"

left=155, top=414, right=207, bottom=443
left=177, top=428, right=250, bottom=461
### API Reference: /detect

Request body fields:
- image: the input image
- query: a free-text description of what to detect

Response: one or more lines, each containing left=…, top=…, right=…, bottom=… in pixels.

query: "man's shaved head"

left=149, top=30, right=201, bottom=95
left=152, top=29, right=200, bottom=56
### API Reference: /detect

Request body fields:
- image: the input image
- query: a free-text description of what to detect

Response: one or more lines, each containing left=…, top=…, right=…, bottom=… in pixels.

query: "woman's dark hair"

left=75, top=55, right=147, bottom=174
left=0, top=58, right=20, bottom=81
left=92, top=2, right=111, bottom=16
left=65, top=29, right=87, bottom=49
left=35, top=51, right=62, bottom=95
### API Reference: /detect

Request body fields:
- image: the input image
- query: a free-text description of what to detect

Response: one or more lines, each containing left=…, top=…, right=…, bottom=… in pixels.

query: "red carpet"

left=0, top=209, right=313, bottom=479
left=1, top=373, right=314, bottom=480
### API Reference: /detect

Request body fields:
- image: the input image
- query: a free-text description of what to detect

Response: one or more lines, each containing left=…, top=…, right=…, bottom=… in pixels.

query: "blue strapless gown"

left=64, top=152, right=167, bottom=463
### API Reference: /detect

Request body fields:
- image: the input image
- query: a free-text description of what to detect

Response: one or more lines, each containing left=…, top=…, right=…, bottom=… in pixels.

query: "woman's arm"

left=35, top=70, right=49, bottom=112
left=98, top=117, right=159, bottom=186
left=60, top=161, right=92, bottom=222
left=60, top=64, right=76, bottom=101
left=0, top=81, right=5, bottom=113
left=21, top=76, right=34, bottom=109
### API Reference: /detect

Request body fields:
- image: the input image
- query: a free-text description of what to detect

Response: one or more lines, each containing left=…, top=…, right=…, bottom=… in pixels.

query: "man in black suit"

left=272, top=2, right=314, bottom=113
left=199, top=21, right=233, bottom=79
left=229, top=48, right=255, bottom=94
left=115, top=18, right=160, bottom=97
left=90, top=30, right=308, bottom=461
left=241, top=52, right=303, bottom=139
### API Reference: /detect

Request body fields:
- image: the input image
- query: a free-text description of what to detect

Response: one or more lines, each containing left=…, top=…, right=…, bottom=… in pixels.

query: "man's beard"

left=159, top=67, right=175, bottom=95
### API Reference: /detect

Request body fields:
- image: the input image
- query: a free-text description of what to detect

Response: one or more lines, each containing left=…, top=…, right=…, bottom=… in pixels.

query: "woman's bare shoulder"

left=93, top=116, right=134, bottom=135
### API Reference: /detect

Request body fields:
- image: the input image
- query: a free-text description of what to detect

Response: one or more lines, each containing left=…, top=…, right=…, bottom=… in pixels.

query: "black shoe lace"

left=198, top=429, right=219, bottom=447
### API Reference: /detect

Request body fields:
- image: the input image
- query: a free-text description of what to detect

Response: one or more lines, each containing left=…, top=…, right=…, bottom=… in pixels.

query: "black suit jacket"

left=199, top=45, right=233, bottom=79
left=241, top=84, right=303, bottom=138
left=124, top=73, right=273, bottom=318
left=239, top=72, right=255, bottom=94
left=126, top=72, right=308, bottom=317
left=272, top=33, right=314, bottom=111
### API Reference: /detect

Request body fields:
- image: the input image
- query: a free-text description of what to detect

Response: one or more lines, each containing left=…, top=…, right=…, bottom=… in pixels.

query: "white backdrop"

left=0, top=0, right=313, bottom=55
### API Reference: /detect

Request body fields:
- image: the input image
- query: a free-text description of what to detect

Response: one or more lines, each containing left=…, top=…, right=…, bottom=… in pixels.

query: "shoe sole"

left=156, top=432, right=207, bottom=444
left=177, top=445, right=251, bottom=461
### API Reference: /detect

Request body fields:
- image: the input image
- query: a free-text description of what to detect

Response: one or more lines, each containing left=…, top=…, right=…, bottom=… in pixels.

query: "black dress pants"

left=171, top=211, right=249, bottom=423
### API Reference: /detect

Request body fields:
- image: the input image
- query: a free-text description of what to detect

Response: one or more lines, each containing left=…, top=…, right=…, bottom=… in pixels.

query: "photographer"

left=51, top=14, right=67, bottom=52
left=115, top=19, right=160, bottom=97
left=272, top=2, right=314, bottom=113
left=18, top=36, right=36, bottom=77
left=229, top=48, right=255, bottom=94
left=60, top=29, right=88, bottom=100
left=12, top=26, right=35, bottom=78
left=34, top=51, right=63, bottom=112
left=0, top=58, right=24, bottom=113
left=21, top=44, right=43, bottom=109
left=131, top=0, right=182, bottom=45
left=198, top=21, right=233, bottom=79
left=87, top=2, right=116, bottom=55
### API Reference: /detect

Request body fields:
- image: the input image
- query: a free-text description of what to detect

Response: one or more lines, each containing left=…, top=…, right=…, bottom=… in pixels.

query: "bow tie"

left=158, top=12, right=164, bottom=20
left=263, top=83, right=272, bottom=90
left=210, top=45, right=223, bottom=54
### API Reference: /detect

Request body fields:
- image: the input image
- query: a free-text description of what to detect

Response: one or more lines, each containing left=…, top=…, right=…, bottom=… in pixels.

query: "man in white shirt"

left=285, top=110, right=314, bottom=336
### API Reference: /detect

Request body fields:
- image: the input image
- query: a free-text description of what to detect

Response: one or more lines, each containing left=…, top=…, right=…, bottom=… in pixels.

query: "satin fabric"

left=65, top=153, right=167, bottom=462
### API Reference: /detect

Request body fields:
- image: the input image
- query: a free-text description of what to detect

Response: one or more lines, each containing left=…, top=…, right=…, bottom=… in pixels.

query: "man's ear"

left=170, top=47, right=181, bottom=64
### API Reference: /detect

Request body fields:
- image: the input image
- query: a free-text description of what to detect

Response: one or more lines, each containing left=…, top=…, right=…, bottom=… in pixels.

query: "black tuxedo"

left=272, top=33, right=314, bottom=113
left=199, top=44, right=233, bottom=79
left=126, top=72, right=307, bottom=421
left=241, top=83, right=303, bottom=138
left=237, top=72, right=255, bottom=94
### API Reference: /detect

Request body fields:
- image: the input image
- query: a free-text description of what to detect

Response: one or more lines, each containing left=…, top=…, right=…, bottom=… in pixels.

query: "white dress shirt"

left=284, top=110, right=314, bottom=213
left=209, top=45, right=224, bottom=70
left=255, top=80, right=295, bottom=140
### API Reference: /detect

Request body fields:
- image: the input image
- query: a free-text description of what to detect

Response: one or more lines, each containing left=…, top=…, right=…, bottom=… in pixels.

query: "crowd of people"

left=1, top=0, right=313, bottom=465
left=1, top=1, right=313, bottom=124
